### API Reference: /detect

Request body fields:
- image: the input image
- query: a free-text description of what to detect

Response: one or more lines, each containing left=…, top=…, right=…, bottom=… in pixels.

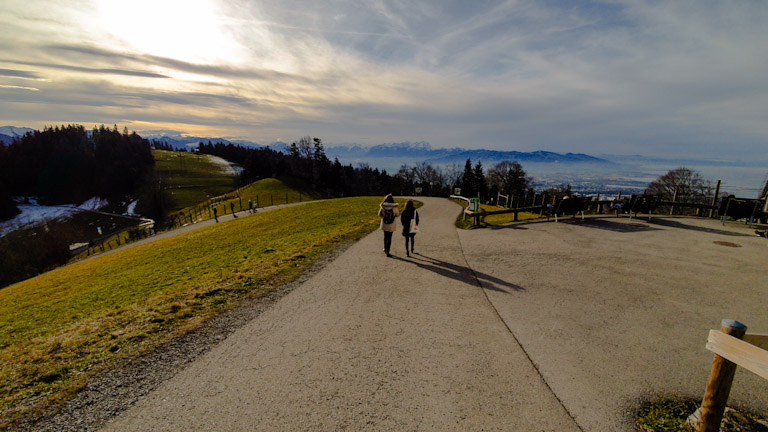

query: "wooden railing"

left=692, top=319, right=768, bottom=432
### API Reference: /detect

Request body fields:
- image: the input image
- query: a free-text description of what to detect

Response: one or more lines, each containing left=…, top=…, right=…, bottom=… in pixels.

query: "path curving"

left=102, top=197, right=579, bottom=431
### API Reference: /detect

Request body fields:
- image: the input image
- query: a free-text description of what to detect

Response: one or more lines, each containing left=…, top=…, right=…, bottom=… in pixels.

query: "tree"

left=460, top=159, right=475, bottom=197
left=296, top=136, right=314, bottom=159
left=443, top=163, right=462, bottom=193
left=487, top=161, right=532, bottom=201
left=472, top=160, right=487, bottom=201
left=646, top=167, right=712, bottom=203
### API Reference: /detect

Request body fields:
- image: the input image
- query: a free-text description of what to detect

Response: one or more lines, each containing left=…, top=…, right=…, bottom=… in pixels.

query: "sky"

left=1, top=0, right=767, bottom=160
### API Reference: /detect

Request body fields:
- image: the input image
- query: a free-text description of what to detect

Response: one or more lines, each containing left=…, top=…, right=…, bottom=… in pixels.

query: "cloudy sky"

left=1, top=0, right=767, bottom=159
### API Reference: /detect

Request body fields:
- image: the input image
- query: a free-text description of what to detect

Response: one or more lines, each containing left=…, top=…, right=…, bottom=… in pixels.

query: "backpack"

left=382, top=207, right=395, bottom=224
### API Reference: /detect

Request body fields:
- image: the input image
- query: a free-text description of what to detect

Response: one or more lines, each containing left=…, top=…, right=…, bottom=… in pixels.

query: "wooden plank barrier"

left=695, top=319, right=768, bottom=432
left=706, top=330, right=768, bottom=381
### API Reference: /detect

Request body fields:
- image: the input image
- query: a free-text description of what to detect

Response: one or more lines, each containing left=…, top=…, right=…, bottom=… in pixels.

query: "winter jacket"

left=400, top=208, right=419, bottom=236
left=378, top=202, right=399, bottom=232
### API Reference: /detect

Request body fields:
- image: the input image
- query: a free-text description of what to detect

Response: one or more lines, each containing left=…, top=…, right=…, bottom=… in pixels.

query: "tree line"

left=0, top=124, right=155, bottom=220
left=196, top=137, right=536, bottom=202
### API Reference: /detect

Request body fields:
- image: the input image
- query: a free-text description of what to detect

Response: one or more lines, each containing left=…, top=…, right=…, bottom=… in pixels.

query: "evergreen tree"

left=460, top=159, right=475, bottom=197
left=473, top=161, right=487, bottom=200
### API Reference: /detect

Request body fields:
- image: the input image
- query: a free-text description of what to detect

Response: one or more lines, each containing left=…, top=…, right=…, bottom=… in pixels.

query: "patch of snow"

left=0, top=203, right=75, bottom=236
left=0, top=196, right=106, bottom=236
left=69, top=242, right=89, bottom=251
left=125, top=200, right=138, bottom=216
left=78, top=197, right=108, bottom=210
left=205, top=155, right=242, bottom=176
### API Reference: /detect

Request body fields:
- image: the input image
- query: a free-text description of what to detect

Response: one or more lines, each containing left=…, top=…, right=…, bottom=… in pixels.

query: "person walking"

left=378, top=194, right=399, bottom=257
left=213, top=206, right=219, bottom=223
left=400, top=199, right=419, bottom=257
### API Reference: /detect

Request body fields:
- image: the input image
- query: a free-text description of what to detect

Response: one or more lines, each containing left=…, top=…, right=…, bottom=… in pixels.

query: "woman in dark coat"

left=400, top=199, right=419, bottom=257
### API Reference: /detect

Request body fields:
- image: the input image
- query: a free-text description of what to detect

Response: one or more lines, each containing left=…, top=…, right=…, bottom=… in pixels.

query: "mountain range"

left=139, top=131, right=609, bottom=167
left=1, top=126, right=608, bottom=167
left=0, top=126, right=34, bottom=145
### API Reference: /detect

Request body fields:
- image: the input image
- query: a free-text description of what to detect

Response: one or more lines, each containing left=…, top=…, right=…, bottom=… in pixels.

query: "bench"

left=544, top=196, right=593, bottom=222
left=719, top=196, right=764, bottom=224
left=616, top=193, right=662, bottom=221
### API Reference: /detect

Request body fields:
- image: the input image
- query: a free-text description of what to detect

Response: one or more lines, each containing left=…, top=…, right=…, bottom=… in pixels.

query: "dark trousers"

left=405, top=234, right=415, bottom=252
left=383, top=231, right=393, bottom=254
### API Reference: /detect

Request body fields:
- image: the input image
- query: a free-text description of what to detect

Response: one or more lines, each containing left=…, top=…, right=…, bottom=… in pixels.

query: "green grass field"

left=0, top=197, right=396, bottom=427
left=153, top=150, right=237, bottom=214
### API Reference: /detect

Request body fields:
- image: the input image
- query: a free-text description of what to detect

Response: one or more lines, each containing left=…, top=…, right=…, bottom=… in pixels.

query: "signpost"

left=469, top=198, right=480, bottom=212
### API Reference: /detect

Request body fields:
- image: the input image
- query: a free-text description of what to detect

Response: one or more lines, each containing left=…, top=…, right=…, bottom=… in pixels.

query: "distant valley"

left=139, top=132, right=765, bottom=198
left=4, top=127, right=765, bottom=198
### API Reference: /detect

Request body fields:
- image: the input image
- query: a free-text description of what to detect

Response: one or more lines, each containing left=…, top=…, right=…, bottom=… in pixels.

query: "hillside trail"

left=102, top=197, right=580, bottom=431
left=81, top=200, right=315, bottom=262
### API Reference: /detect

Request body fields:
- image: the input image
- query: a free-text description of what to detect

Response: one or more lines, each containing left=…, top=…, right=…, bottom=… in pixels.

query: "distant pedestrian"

left=378, top=194, right=399, bottom=257
left=400, top=199, right=419, bottom=257
left=248, top=200, right=253, bottom=214
left=230, top=202, right=237, bottom=218
left=213, top=207, right=219, bottom=223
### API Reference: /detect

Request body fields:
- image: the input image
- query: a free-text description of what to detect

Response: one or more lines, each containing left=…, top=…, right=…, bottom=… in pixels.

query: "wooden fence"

left=452, top=193, right=762, bottom=227
left=692, top=319, right=768, bottom=432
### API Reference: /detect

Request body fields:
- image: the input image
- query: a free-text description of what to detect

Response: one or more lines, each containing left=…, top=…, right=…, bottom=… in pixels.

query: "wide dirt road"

left=103, top=198, right=579, bottom=431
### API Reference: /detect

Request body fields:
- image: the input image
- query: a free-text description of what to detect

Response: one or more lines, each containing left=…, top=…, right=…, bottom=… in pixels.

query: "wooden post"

left=696, top=319, right=748, bottom=432
left=710, top=180, right=721, bottom=218
left=670, top=187, right=679, bottom=215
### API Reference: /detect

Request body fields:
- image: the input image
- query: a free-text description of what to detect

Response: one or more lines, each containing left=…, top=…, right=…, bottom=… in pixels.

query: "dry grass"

left=0, top=197, right=391, bottom=428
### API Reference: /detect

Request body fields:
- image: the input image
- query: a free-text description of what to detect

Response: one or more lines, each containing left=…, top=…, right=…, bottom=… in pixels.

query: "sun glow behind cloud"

left=96, top=0, right=246, bottom=66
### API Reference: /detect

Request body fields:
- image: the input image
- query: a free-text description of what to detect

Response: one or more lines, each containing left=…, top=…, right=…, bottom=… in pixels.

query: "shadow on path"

left=393, top=253, right=525, bottom=294
left=574, top=218, right=662, bottom=233
left=648, top=218, right=754, bottom=237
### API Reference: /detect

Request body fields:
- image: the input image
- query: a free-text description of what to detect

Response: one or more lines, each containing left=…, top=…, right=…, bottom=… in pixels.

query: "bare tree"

left=646, top=167, right=712, bottom=203
left=396, top=164, right=415, bottom=183
left=487, top=161, right=533, bottom=199
left=296, top=136, right=314, bottom=159
left=443, top=162, right=462, bottom=191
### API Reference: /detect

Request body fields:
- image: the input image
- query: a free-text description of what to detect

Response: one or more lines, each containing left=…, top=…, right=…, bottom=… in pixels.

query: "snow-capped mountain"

left=0, top=126, right=34, bottom=143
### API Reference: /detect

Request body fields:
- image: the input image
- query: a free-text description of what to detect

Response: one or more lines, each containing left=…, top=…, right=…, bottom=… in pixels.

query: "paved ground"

left=102, top=198, right=767, bottom=431
left=102, top=197, right=579, bottom=431
left=458, top=212, right=768, bottom=430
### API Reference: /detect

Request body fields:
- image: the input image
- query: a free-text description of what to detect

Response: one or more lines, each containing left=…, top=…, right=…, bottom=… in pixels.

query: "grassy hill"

left=178, top=178, right=324, bottom=223
left=0, top=197, right=395, bottom=428
left=153, top=150, right=238, bottom=214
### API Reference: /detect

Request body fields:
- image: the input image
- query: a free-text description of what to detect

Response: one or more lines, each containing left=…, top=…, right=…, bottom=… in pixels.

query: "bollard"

left=696, top=319, right=747, bottom=432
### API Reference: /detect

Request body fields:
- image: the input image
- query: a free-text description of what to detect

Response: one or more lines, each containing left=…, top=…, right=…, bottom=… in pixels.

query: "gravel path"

left=100, top=197, right=579, bottom=431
